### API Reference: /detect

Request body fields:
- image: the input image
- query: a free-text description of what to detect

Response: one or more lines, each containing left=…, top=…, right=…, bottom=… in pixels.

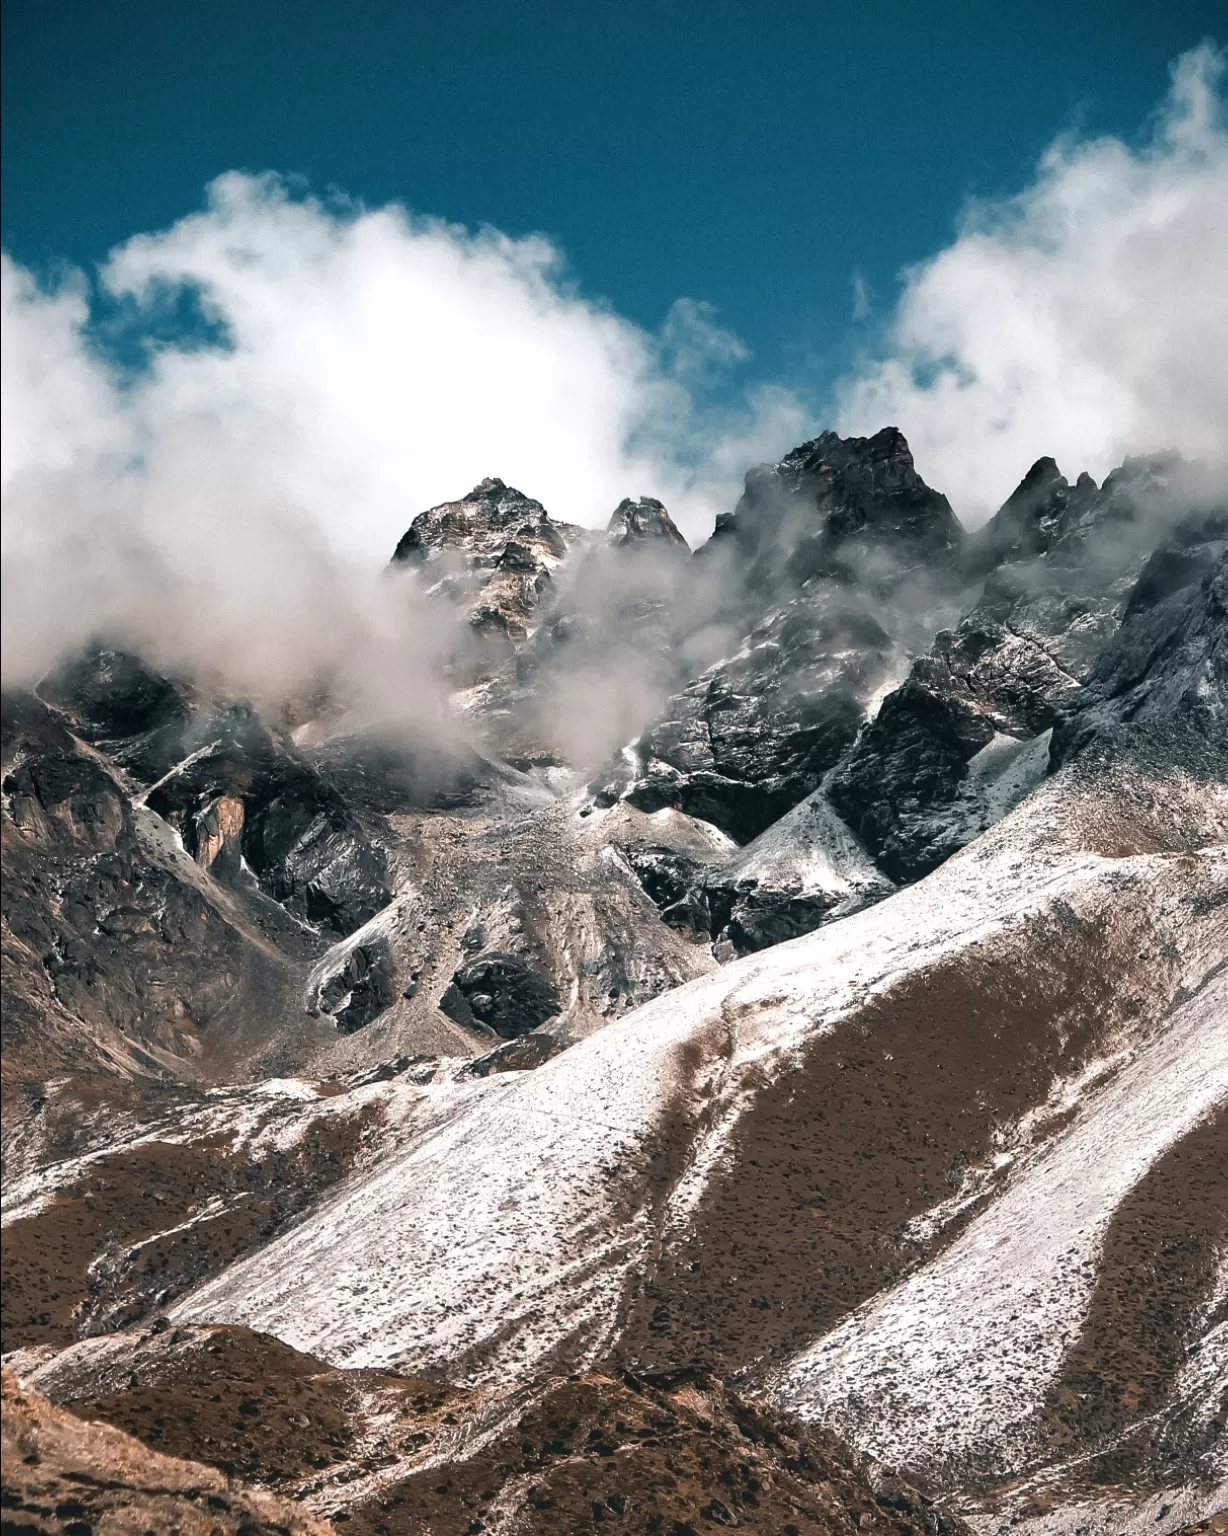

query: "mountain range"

left=3, top=426, right=1225, bottom=1536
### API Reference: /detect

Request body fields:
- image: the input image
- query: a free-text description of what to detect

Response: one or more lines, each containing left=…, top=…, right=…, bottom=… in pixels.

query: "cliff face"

left=3, top=427, right=1225, bottom=1536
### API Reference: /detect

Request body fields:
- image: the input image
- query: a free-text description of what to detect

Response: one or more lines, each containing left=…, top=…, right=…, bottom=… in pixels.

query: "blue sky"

left=2, top=0, right=1225, bottom=684
left=3, top=0, right=1223, bottom=389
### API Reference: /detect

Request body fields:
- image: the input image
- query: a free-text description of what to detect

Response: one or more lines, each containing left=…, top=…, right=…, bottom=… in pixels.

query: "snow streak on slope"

left=172, top=771, right=1226, bottom=1388
left=772, top=969, right=1228, bottom=1482
left=712, top=786, right=894, bottom=916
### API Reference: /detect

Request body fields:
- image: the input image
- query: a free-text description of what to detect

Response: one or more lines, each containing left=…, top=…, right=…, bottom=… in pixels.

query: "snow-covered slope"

left=5, top=433, right=1226, bottom=1535
left=773, top=972, right=1227, bottom=1479
left=171, top=767, right=1226, bottom=1440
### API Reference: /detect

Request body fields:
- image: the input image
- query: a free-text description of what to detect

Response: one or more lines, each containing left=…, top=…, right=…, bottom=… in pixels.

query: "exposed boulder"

left=312, top=936, right=397, bottom=1034
left=462, top=1030, right=566, bottom=1076
left=439, top=950, right=562, bottom=1038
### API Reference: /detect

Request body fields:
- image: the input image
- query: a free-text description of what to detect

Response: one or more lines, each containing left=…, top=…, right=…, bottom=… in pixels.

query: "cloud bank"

left=1, top=43, right=1224, bottom=703
left=0, top=178, right=801, bottom=695
left=838, top=41, right=1228, bottom=522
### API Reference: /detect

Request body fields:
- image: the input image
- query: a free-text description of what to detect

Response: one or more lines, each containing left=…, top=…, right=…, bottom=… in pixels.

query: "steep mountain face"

left=3, top=426, right=1225, bottom=1536
left=714, top=426, right=964, bottom=593
left=390, top=475, right=590, bottom=642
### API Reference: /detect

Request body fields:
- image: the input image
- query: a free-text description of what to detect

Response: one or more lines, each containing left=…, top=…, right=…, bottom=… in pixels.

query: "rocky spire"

left=606, top=496, right=690, bottom=552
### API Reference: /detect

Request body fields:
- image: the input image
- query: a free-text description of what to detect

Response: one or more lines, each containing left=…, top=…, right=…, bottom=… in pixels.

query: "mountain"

left=3, top=428, right=1225, bottom=1536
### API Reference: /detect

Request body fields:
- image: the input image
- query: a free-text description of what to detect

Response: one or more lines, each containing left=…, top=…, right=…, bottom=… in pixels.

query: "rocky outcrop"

left=1052, top=529, right=1227, bottom=774
left=718, top=426, right=964, bottom=594
left=35, top=647, right=393, bottom=937
left=606, top=494, right=690, bottom=551
left=1, top=1365, right=329, bottom=1536
left=602, top=597, right=900, bottom=842
left=590, top=430, right=972, bottom=845
left=805, top=454, right=1224, bottom=891
left=439, top=950, right=562, bottom=1038
left=39, top=644, right=195, bottom=782
left=1, top=691, right=300, bottom=1093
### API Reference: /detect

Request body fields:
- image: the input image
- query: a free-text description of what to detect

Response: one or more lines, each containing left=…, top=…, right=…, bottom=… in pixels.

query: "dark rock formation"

left=964, top=456, right=1099, bottom=573
left=38, top=644, right=194, bottom=783
left=462, top=1029, right=566, bottom=1076
left=439, top=950, right=562, bottom=1038
left=703, top=881, right=838, bottom=954
left=1, top=691, right=297, bottom=1087
left=623, top=844, right=711, bottom=918
left=722, top=425, right=964, bottom=594
left=313, top=937, right=397, bottom=1034
left=816, top=454, right=1225, bottom=888
left=827, top=669, right=998, bottom=881
left=1052, top=535, right=1228, bottom=774
left=592, top=430, right=972, bottom=843
left=134, top=701, right=390, bottom=937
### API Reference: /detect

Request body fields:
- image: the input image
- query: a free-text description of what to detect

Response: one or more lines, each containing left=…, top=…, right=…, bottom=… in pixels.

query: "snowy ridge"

left=1, top=1071, right=430, bottom=1228
left=171, top=770, right=1226, bottom=1393
left=771, top=968, right=1228, bottom=1481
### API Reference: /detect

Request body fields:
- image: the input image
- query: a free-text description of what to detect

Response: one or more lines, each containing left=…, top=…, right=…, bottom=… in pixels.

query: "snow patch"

left=713, top=786, right=893, bottom=913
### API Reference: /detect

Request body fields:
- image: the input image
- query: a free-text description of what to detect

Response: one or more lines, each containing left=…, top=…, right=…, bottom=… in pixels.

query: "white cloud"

left=0, top=174, right=806, bottom=694
left=837, top=41, right=1228, bottom=524
left=2, top=43, right=1224, bottom=702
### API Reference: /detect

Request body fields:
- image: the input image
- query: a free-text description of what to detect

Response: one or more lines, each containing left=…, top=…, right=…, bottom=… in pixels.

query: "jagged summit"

left=713, top=426, right=964, bottom=592
left=390, top=477, right=578, bottom=566
left=389, top=479, right=589, bottom=641
left=606, top=495, right=690, bottom=552
left=462, top=475, right=511, bottom=499
left=969, top=456, right=1098, bottom=571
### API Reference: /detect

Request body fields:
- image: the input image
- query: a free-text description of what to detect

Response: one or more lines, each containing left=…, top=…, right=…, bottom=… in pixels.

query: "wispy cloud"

left=2, top=44, right=1224, bottom=706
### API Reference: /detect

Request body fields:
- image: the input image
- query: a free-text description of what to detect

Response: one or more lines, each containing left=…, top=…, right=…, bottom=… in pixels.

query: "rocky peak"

left=606, top=496, right=690, bottom=553
left=390, top=480, right=590, bottom=644
left=391, top=479, right=578, bottom=567
left=715, top=426, right=964, bottom=593
left=968, top=457, right=1089, bottom=571
left=464, top=475, right=510, bottom=499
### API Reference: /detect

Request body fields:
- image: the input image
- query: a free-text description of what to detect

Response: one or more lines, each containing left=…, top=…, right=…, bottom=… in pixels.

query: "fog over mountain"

left=2, top=41, right=1227, bottom=1536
